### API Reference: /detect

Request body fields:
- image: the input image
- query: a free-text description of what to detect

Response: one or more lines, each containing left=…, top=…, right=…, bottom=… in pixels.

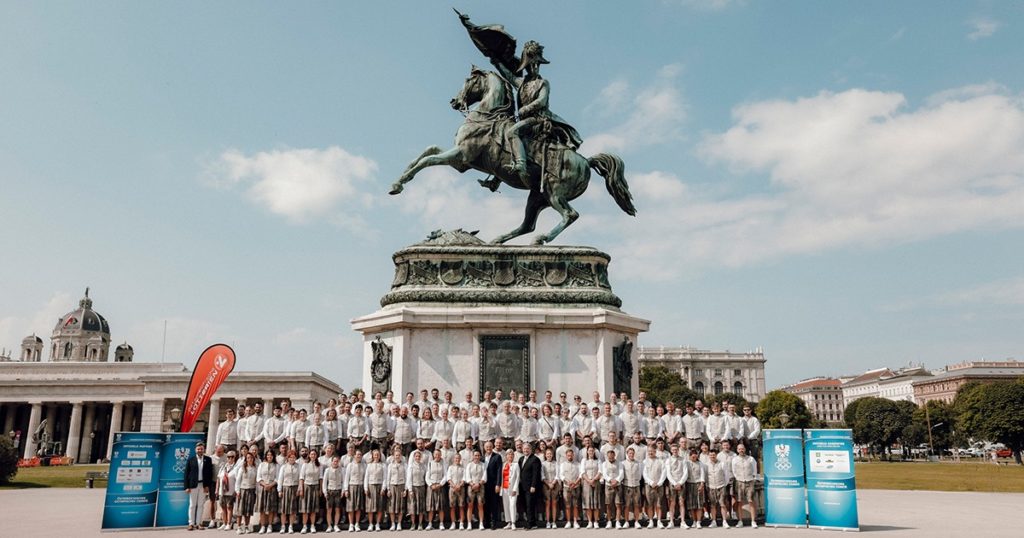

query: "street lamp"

left=778, top=412, right=790, bottom=429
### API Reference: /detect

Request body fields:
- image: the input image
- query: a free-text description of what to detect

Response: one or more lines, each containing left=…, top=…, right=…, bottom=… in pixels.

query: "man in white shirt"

left=681, top=404, right=703, bottom=451
left=262, top=406, right=288, bottom=449
left=216, top=408, right=239, bottom=453
left=619, top=401, right=641, bottom=441
left=730, top=443, right=758, bottom=528
left=740, top=405, right=762, bottom=459
left=600, top=448, right=624, bottom=529
left=705, top=450, right=732, bottom=528
left=642, top=445, right=667, bottom=528
left=705, top=403, right=727, bottom=451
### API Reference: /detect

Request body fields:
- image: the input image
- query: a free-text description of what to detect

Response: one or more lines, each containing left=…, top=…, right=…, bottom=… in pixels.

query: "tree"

left=705, top=392, right=750, bottom=411
left=0, top=435, right=18, bottom=485
left=755, top=390, right=812, bottom=429
left=639, top=366, right=700, bottom=407
left=975, top=382, right=1024, bottom=464
left=844, top=398, right=865, bottom=430
left=953, top=381, right=987, bottom=439
left=851, top=397, right=913, bottom=459
left=909, top=400, right=956, bottom=454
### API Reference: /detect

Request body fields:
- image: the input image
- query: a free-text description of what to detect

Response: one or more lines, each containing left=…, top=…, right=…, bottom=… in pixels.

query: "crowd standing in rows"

left=184, top=388, right=763, bottom=533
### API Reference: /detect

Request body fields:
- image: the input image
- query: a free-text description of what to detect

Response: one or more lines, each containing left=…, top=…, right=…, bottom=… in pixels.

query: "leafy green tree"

left=953, top=381, right=986, bottom=437
left=851, top=397, right=913, bottom=459
left=0, top=435, right=18, bottom=485
left=909, top=400, right=956, bottom=454
left=639, top=366, right=700, bottom=407
left=755, top=390, right=812, bottom=429
left=705, top=392, right=750, bottom=411
left=974, top=382, right=1024, bottom=464
left=844, top=398, right=865, bottom=430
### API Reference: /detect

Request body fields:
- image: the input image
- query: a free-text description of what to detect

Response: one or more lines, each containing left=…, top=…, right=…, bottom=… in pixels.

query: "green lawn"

left=856, top=462, right=1024, bottom=493
left=0, top=464, right=110, bottom=489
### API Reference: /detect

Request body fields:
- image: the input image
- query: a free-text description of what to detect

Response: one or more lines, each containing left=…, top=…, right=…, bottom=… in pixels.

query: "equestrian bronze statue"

left=388, top=10, right=636, bottom=245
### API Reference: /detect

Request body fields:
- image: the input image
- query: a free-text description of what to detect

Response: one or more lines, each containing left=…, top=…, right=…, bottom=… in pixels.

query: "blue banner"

left=155, top=432, right=208, bottom=527
left=102, top=432, right=165, bottom=530
left=762, top=429, right=807, bottom=528
left=805, top=429, right=859, bottom=531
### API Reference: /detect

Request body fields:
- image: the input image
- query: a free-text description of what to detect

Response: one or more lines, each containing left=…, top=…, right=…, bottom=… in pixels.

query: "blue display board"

left=805, top=429, right=860, bottom=531
left=101, top=432, right=209, bottom=530
left=762, top=429, right=807, bottom=528
left=102, top=432, right=165, bottom=530
left=155, top=432, right=207, bottom=527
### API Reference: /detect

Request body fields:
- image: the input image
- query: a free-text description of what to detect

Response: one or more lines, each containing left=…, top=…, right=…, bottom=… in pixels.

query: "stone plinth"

left=351, top=230, right=650, bottom=399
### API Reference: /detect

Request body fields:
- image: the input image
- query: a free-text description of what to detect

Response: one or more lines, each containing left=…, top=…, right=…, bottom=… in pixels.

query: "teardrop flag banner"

left=180, top=343, right=236, bottom=433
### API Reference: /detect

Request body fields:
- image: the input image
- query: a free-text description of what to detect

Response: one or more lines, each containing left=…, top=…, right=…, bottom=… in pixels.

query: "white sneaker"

left=751, top=522, right=758, bottom=529
left=426, top=524, right=433, bottom=531
left=479, top=523, right=485, bottom=530
left=696, top=521, right=702, bottom=529
left=287, top=529, right=294, bottom=535
left=510, top=524, right=517, bottom=530
left=606, top=521, right=613, bottom=529
left=667, top=520, right=675, bottom=529
left=635, top=521, right=642, bottom=529
left=259, top=528, right=267, bottom=535
left=709, top=521, right=717, bottom=528
left=311, top=527, right=317, bottom=534
left=279, top=527, right=286, bottom=534
left=723, top=520, right=730, bottom=529
left=300, top=528, right=308, bottom=535
left=618, top=521, right=626, bottom=529
left=573, top=522, right=580, bottom=529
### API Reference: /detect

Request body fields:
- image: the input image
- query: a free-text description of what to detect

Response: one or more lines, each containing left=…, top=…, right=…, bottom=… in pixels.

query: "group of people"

left=183, top=388, right=764, bottom=533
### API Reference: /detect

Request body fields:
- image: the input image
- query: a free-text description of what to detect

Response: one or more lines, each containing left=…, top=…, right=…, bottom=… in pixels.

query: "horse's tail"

left=588, top=153, right=636, bottom=216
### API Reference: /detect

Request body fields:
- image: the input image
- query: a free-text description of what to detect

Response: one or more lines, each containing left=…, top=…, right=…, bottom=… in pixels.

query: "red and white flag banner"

left=180, top=343, right=236, bottom=433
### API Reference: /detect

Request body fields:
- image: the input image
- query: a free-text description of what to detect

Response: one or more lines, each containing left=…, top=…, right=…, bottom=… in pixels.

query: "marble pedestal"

left=351, top=231, right=650, bottom=399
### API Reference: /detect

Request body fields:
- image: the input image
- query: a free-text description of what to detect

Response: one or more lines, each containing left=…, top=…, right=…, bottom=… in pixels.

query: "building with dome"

left=0, top=288, right=342, bottom=463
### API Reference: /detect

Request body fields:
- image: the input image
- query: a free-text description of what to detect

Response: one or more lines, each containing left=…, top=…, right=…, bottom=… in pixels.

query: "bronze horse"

left=389, top=67, right=636, bottom=245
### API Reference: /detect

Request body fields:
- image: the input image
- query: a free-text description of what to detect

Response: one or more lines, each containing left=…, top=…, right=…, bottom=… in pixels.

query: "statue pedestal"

left=351, top=231, right=650, bottom=399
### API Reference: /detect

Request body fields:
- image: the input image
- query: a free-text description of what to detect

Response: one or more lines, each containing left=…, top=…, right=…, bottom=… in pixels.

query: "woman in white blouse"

left=234, top=451, right=258, bottom=534
left=500, top=449, right=520, bottom=530
left=255, top=450, right=279, bottom=534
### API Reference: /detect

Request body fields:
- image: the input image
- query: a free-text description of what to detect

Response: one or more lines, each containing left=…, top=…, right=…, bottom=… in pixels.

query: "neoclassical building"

left=637, top=346, right=767, bottom=402
left=781, top=377, right=845, bottom=424
left=0, top=290, right=342, bottom=462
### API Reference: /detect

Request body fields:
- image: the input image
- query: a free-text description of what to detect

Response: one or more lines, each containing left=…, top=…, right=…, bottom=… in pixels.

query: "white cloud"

left=580, top=64, right=687, bottom=155
left=209, top=146, right=378, bottom=225
left=967, top=17, right=1001, bottom=40
left=0, top=292, right=73, bottom=356
left=391, top=167, right=529, bottom=243
left=590, top=84, right=1024, bottom=280
left=936, top=277, right=1024, bottom=307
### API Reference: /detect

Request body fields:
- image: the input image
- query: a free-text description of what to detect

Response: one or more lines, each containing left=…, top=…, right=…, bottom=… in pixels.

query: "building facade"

left=841, top=365, right=934, bottom=406
left=637, top=346, right=767, bottom=402
left=912, top=360, right=1024, bottom=405
left=0, top=290, right=342, bottom=462
left=781, top=377, right=845, bottom=424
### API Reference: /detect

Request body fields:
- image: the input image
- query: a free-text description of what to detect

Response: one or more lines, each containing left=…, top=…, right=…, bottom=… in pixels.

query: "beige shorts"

left=734, top=480, right=755, bottom=503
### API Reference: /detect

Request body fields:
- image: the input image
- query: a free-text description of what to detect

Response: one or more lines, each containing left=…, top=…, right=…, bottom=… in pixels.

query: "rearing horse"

left=389, top=67, right=636, bottom=245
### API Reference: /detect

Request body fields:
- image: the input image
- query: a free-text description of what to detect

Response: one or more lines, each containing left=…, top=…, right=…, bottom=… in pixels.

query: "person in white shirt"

left=216, top=451, right=238, bottom=531
left=263, top=407, right=289, bottom=451
left=218, top=408, right=240, bottom=453
left=705, top=450, right=732, bottom=528
left=555, top=434, right=576, bottom=464
left=234, top=451, right=259, bottom=533
left=724, top=404, right=745, bottom=444
left=741, top=405, right=762, bottom=460
left=445, top=452, right=467, bottom=529
left=255, top=450, right=279, bottom=534
left=385, top=447, right=407, bottom=531
left=642, top=445, right=667, bottom=528
left=705, top=403, right=727, bottom=451
left=304, top=412, right=328, bottom=454
left=364, top=448, right=387, bottom=531
left=538, top=404, right=560, bottom=446
left=341, top=449, right=365, bottom=532
left=620, top=447, right=643, bottom=529
left=288, top=410, right=309, bottom=453
left=277, top=450, right=301, bottom=533
left=685, top=448, right=707, bottom=529
left=557, top=446, right=581, bottom=529
left=347, top=405, right=370, bottom=454
left=642, top=407, right=664, bottom=443
left=578, top=445, right=602, bottom=528
left=600, top=448, right=624, bottom=529
left=664, top=443, right=689, bottom=529
left=515, top=406, right=538, bottom=446
left=730, top=443, right=759, bottom=529
left=464, top=450, right=487, bottom=531
left=425, top=449, right=448, bottom=530
left=297, top=450, right=322, bottom=534
left=682, top=404, right=704, bottom=451
left=499, top=449, right=520, bottom=530
left=540, top=447, right=560, bottom=529
left=620, top=401, right=641, bottom=441
left=321, top=455, right=345, bottom=532
left=596, top=404, right=621, bottom=446
left=626, top=432, right=647, bottom=465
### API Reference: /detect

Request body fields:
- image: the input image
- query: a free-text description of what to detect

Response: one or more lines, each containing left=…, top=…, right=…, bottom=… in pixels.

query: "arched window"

left=694, top=382, right=705, bottom=395
left=734, top=382, right=743, bottom=397
left=63, top=342, right=72, bottom=358
left=714, top=381, right=723, bottom=395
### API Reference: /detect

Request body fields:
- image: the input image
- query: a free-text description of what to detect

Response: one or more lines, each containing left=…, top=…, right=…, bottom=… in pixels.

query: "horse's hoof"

left=388, top=183, right=404, bottom=195
left=532, top=235, right=547, bottom=245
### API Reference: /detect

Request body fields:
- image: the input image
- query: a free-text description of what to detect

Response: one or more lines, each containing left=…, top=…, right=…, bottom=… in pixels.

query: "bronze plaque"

left=479, top=335, right=529, bottom=396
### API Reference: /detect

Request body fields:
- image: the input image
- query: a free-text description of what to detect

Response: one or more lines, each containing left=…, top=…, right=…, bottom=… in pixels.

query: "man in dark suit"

left=519, top=443, right=543, bottom=529
left=483, top=440, right=504, bottom=529
left=184, top=442, right=215, bottom=530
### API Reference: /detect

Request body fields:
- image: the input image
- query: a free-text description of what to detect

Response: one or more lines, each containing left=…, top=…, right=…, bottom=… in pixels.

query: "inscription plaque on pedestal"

left=479, top=335, right=529, bottom=395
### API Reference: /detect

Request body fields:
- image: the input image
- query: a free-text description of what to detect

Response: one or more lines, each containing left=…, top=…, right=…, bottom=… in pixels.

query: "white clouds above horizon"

left=209, top=146, right=378, bottom=226
left=580, top=64, right=687, bottom=155
left=967, top=17, right=1001, bottom=40
left=0, top=292, right=73, bottom=356
left=599, top=84, right=1024, bottom=280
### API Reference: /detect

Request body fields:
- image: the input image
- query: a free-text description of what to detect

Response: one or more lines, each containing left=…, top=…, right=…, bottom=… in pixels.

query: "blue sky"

left=2, top=1, right=1022, bottom=389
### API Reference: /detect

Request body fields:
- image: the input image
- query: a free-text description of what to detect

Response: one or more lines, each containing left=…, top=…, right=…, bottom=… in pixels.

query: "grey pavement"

left=0, top=488, right=1018, bottom=537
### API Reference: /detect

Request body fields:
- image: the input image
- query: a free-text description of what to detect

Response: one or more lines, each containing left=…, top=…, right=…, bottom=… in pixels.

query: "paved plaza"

left=1, top=487, right=1018, bottom=537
